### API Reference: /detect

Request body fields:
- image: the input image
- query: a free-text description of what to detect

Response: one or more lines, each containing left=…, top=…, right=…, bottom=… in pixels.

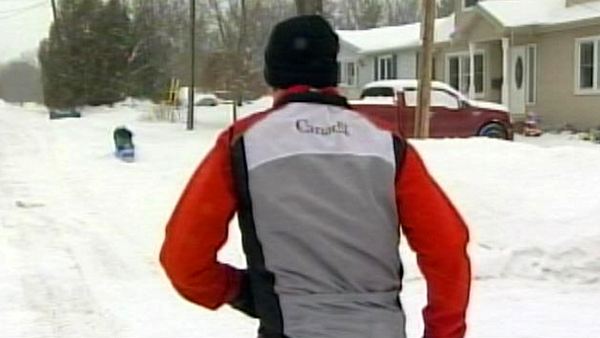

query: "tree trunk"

left=236, top=0, right=248, bottom=106
left=295, top=0, right=323, bottom=15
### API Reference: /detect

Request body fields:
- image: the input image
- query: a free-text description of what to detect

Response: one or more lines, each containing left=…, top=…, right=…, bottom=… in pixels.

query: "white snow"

left=479, top=0, right=600, bottom=28
left=468, top=100, right=509, bottom=112
left=350, top=97, right=396, bottom=105
left=1, top=100, right=600, bottom=338
left=177, top=88, right=221, bottom=106
left=337, top=15, right=455, bottom=54
left=410, top=137, right=600, bottom=283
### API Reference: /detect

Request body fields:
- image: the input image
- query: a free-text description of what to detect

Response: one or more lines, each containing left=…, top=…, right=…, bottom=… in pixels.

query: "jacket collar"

left=273, top=85, right=350, bottom=109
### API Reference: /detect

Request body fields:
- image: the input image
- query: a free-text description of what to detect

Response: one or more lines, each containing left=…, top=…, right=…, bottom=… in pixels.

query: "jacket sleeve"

left=396, top=145, right=471, bottom=338
left=159, top=130, right=242, bottom=310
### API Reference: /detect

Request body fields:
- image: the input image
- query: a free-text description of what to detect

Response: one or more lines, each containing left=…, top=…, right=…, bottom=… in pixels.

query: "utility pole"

left=415, top=0, right=436, bottom=138
left=50, top=0, right=58, bottom=21
left=50, top=0, right=61, bottom=40
left=236, top=0, right=247, bottom=110
left=187, top=0, right=196, bottom=130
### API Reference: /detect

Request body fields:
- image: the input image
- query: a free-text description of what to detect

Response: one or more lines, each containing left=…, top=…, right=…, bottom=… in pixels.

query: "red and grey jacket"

left=160, top=88, right=471, bottom=338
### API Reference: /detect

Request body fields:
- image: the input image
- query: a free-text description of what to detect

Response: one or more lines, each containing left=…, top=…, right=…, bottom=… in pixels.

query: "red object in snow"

left=523, top=111, right=543, bottom=137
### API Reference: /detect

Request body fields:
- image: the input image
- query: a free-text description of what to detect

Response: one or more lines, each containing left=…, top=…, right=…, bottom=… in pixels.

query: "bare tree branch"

left=295, top=0, right=323, bottom=15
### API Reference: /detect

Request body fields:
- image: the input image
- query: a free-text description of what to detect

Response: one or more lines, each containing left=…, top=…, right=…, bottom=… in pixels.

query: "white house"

left=338, top=0, right=600, bottom=129
left=337, top=15, right=455, bottom=99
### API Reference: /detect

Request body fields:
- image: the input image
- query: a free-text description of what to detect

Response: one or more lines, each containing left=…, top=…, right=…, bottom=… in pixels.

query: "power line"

left=50, top=0, right=57, bottom=21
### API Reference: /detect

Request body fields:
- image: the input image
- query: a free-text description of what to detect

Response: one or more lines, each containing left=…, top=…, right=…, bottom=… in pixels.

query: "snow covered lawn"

left=1, top=100, right=599, bottom=338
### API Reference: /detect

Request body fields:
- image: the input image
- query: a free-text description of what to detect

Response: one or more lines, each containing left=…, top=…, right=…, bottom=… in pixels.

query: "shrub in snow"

left=581, top=128, right=600, bottom=144
left=557, top=123, right=579, bottom=134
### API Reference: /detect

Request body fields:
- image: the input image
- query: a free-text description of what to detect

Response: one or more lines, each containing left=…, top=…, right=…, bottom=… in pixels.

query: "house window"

left=474, top=54, right=484, bottom=94
left=460, top=56, right=471, bottom=94
left=377, top=55, right=396, bottom=80
left=576, top=37, right=600, bottom=94
left=579, top=42, right=594, bottom=89
left=446, top=52, right=485, bottom=97
left=347, top=62, right=356, bottom=86
left=415, top=53, right=437, bottom=79
left=515, top=58, right=524, bottom=89
left=338, top=61, right=357, bottom=87
left=526, top=45, right=537, bottom=104
left=464, top=0, right=480, bottom=9
left=449, top=57, right=460, bottom=90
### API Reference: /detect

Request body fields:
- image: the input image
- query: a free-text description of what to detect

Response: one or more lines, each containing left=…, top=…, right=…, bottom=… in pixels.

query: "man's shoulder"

left=220, top=108, right=276, bottom=144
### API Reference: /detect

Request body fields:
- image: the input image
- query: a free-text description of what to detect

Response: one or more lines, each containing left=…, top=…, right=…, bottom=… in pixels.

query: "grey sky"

left=0, top=1, right=53, bottom=63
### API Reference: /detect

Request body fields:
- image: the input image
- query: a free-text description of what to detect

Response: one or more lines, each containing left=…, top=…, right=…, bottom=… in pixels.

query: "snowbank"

left=411, top=138, right=600, bottom=283
left=69, top=98, right=600, bottom=284
left=115, top=97, right=155, bottom=110
left=2, top=101, right=600, bottom=337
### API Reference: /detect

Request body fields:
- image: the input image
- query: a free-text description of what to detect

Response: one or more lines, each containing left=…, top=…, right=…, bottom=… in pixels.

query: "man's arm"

left=159, top=130, right=242, bottom=310
left=396, top=145, right=471, bottom=338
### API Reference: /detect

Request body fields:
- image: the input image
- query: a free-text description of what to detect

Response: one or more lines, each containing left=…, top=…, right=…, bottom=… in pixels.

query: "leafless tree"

left=295, top=0, right=323, bottom=15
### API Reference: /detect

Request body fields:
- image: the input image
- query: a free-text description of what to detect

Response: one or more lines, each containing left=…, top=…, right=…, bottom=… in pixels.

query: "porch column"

left=501, top=37, right=510, bottom=107
left=468, top=42, right=476, bottom=99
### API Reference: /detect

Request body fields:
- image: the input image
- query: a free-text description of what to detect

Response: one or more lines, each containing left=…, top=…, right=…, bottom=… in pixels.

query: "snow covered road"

left=1, top=101, right=600, bottom=337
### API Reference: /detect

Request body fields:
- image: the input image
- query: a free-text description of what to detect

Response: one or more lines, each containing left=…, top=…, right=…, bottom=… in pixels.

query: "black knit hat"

left=264, top=15, right=339, bottom=89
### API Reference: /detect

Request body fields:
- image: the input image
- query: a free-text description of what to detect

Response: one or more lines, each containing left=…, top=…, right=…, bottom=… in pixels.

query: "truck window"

left=431, top=90, right=459, bottom=109
left=403, top=89, right=459, bottom=110
left=404, top=89, right=417, bottom=107
left=360, top=87, right=395, bottom=99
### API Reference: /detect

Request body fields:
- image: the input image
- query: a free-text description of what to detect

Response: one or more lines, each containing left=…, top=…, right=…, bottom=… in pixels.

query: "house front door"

left=510, top=47, right=526, bottom=116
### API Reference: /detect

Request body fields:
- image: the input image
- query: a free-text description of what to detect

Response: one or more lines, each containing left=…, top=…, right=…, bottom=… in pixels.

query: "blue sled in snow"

left=115, top=148, right=135, bottom=162
left=114, top=127, right=135, bottom=162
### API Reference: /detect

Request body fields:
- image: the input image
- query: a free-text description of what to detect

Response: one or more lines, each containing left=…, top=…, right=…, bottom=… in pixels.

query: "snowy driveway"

left=1, top=102, right=600, bottom=338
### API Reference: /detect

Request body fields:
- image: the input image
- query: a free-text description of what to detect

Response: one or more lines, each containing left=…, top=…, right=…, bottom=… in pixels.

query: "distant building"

left=337, top=15, right=455, bottom=99
left=338, top=0, right=600, bottom=129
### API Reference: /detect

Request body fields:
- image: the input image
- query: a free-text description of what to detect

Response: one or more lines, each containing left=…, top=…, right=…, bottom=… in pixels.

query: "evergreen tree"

left=65, top=0, right=104, bottom=105
left=91, top=0, right=133, bottom=105
left=39, top=19, right=81, bottom=109
left=39, top=0, right=136, bottom=108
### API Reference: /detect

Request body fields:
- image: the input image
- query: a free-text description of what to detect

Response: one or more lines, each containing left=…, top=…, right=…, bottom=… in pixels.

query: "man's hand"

left=228, top=270, right=258, bottom=318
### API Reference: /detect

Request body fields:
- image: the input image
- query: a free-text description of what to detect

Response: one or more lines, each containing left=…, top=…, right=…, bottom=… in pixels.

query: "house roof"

left=479, top=0, right=600, bottom=28
left=337, top=15, right=455, bottom=55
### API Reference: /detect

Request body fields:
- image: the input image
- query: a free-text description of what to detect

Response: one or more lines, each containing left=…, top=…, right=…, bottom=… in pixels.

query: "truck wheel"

left=478, top=123, right=508, bottom=139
